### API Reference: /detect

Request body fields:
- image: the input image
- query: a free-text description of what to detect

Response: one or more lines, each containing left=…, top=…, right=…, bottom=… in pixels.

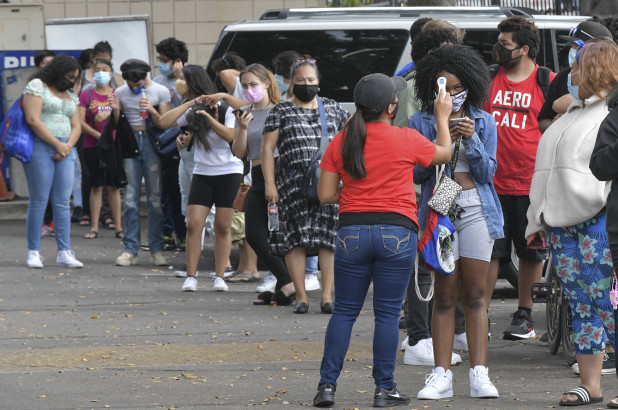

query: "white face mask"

left=568, top=48, right=578, bottom=68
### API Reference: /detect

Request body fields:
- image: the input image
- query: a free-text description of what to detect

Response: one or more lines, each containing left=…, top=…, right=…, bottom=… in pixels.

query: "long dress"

left=263, top=98, right=349, bottom=256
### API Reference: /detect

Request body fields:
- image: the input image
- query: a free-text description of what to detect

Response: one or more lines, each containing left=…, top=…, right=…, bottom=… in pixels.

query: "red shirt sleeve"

left=406, top=128, right=436, bottom=167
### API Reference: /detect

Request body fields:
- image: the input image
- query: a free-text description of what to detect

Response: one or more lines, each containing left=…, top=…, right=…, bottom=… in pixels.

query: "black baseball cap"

left=354, top=73, right=406, bottom=113
left=559, top=21, right=612, bottom=43
left=120, top=59, right=151, bottom=81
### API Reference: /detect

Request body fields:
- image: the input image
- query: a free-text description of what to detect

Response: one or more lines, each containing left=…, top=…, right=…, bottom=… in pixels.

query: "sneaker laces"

left=509, top=311, right=528, bottom=326
left=424, top=372, right=439, bottom=386
left=424, top=339, right=434, bottom=356
left=472, top=367, right=492, bottom=386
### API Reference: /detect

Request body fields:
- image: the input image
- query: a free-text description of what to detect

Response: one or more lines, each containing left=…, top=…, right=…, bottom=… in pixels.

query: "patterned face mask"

left=434, top=89, right=468, bottom=112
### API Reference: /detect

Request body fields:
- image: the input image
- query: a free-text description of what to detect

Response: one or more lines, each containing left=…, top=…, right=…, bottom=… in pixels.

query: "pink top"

left=79, top=88, right=114, bottom=148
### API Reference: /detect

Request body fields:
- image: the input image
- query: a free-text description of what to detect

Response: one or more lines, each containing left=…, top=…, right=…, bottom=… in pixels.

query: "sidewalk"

left=0, top=218, right=615, bottom=409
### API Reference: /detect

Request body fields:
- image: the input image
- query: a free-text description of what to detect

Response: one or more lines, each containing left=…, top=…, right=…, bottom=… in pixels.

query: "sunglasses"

left=293, top=55, right=317, bottom=65
left=568, top=26, right=594, bottom=42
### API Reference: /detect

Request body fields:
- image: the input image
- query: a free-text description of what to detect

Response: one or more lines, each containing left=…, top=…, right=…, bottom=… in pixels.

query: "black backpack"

left=488, top=64, right=551, bottom=99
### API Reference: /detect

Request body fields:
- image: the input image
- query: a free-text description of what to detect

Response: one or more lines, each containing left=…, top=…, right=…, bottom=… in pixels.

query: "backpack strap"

left=536, top=66, right=551, bottom=99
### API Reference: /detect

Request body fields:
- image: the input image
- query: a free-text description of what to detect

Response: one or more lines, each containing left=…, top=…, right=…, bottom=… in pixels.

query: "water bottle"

left=267, top=203, right=279, bottom=232
left=139, top=90, right=148, bottom=118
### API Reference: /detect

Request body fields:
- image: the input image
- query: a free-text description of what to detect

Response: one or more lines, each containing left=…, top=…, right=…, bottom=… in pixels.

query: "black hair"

left=211, top=51, right=246, bottom=73
left=155, top=37, right=189, bottom=63
left=411, top=28, right=460, bottom=63
left=290, top=55, right=320, bottom=81
left=182, top=64, right=216, bottom=97
left=414, top=44, right=491, bottom=112
left=497, top=16, right=540, bottom=59
left=410, top=17, right=432, bottom=43
left=182, top=101, right=217, bottom=151
left=340, top=108, right=382, bottom=179
left=93, top=58, right=113, bottom=71
left=122, top=71, right=147, bottom=83
left=34, top=50, right=55, bottom=68
left=30, top=54, right=82, bottom=89
left=598, top=16, right=618, bottom=44
left=272, top=50, right=301, bottom=79
left=78, top=48, right=94, bottom=70
left=93, top=41, right=113, bottom=58
left=608, top=84, right=618, bottom=109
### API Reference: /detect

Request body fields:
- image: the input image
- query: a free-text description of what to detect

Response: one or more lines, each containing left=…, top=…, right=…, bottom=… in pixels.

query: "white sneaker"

left=174, top=270, right=198, bottom=278
left=213, top=276, right=228, bottom=291
left=56, top=250, right=83, bottom=268
left=454, top=332, right=469, bottom=351
left=402, top=337, right=462, bottom=366
left=417, top=367, right=453, bottom=399
left=256, top=272, right=277, bottom=293
left=469, top=365, right=499, bottom=398
left=116, top=252, right=138, bottom=266
left=305, top=273, right=321, bottom=291
left=181, top=276, right=198, bottom=292
left=27, top=250, right=44, bottom=268
left=151, top=252, right=168, bottom=266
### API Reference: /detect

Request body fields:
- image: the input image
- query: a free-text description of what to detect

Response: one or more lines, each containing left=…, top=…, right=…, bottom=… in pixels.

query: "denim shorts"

left=452, top=188, right=494, bottom=262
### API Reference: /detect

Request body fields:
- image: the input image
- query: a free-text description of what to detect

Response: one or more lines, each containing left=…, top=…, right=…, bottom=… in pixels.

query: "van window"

left=209, top=29, right=409, bottom=103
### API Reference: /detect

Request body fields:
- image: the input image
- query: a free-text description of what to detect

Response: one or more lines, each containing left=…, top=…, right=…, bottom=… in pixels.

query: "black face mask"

left=492, top=43, right=522, bottom=67
left=293, top=84, right=319, bottom=102
left=57, top=77, right=76, bottom=92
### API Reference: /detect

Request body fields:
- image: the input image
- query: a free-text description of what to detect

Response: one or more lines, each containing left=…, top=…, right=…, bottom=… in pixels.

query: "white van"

left=207, top=6, right=585, bottom=111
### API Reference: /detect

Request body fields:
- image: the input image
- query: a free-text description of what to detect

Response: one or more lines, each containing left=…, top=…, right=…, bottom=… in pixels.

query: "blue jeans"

left=24, top=137, right=76, bottom=251
left=306, top=255, right=319, bottom=275
left=319, top=224, right=416, bottom=389
left=122, top=131, right=164, bottom=254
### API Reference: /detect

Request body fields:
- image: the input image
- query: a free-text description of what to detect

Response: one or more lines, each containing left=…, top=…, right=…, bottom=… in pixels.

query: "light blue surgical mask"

left=158, top=61, right=173, bottom=77
left=568, top=48, right=578, bottom=68
left=93, top=71, right=111, bottom=87
left=567, top=72, right=579, bottom=99
left=274, top=74, right=290, bottom=93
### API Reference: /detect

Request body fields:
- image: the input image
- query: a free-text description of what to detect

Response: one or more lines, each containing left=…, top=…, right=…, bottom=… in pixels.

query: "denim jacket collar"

left=422, top=105, right=485, bottom=135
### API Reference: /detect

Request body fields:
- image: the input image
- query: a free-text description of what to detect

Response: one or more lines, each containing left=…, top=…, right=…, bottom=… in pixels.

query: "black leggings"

left=245, top=164, right=292, bottom=288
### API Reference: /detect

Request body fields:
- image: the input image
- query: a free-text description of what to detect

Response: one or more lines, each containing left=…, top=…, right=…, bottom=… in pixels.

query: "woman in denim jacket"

left=411, top=45, right=504, bottom=401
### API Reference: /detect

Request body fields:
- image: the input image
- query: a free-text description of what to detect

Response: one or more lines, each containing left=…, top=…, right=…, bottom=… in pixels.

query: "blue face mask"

left=274, top=74, right=290, bottom=93
left=131, top=85, right=145, bottom=95
left=567, top=72, right=579, bottom=99
left=568, top=48, right=578, bottom=68
left=158, top=62, right=173, bottom=77
left=93, top=71, right=111, bottom=87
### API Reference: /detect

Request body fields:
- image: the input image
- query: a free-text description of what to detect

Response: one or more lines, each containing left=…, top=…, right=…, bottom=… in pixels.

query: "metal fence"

left=458, top=0, right=581, bottom=14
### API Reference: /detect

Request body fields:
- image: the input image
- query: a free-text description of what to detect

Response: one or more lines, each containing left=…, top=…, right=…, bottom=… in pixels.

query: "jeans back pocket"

left=336, top=226, right=360, bottom=254
left=380, top=226, right=411, bottom=254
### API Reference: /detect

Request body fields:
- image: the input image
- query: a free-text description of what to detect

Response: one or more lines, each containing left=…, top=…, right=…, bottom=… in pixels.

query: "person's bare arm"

left=430, top=90, right=453, bottom=165
left=219, top=69, right=238, bottom=94
left=66, top=109, right=82, bottom=147
left=318, top=170, right=341, bottom=204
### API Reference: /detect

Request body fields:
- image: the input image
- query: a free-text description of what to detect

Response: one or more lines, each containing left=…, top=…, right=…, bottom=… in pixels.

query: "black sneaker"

left=603, top=352, right=617, bottom=375
left=503, top=310, right=535, bottom=340
left=162, top=235, right=176, bottom=251
left=313, top=383, right=335, bottom=407
left=373, top=384, right=410, bottom=407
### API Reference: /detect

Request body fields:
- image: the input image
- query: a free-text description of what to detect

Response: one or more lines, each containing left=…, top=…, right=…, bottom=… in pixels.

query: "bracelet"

left=193, top=98, right=197, bottom=106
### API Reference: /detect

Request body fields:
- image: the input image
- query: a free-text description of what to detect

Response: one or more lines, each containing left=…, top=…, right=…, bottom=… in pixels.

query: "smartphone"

left=527, top=233, right=549, bottom=250
left=232, top=109, right=245, bottom=116
left=449, top=118, right=466, bottom=128
left=437, top=77, right=447, bottom=96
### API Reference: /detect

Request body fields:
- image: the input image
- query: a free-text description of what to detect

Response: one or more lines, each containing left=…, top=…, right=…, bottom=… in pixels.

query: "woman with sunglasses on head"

left=412, top=44, right=503, bottom=401
left=528, top=39, right=618, bottom=407
left=22, top=55, right=84, bottom=269
left=261, top=56, right=349, bottom=314
left=312, top=73, right=452, bottom=408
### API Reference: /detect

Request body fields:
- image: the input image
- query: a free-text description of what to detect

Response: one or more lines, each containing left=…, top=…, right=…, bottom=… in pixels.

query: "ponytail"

left=341, top=107, right=382, bottom=179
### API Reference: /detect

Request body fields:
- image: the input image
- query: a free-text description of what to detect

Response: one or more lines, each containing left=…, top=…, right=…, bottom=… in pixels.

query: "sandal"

left=608, top=396, right=618, bottom=408
left=270, top=290, right=296, bottom=306
left=84, top=230, right=98, bottom=239
left=253, top=291, right=274, bottom=306
left=559, top=386, right=602, bottom=406
left=102, top=217, right=115, bottom=230
left=79, top=214, right=91, bottom=226
left=115, top=230, right=124, bottom=239
left=226, top=273, right=260, bottom=283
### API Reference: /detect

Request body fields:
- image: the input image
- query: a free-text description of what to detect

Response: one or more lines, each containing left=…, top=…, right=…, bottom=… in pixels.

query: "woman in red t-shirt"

left=78, top=59, right=123, bottom=239
left=312, top=73, right=452, bottom=408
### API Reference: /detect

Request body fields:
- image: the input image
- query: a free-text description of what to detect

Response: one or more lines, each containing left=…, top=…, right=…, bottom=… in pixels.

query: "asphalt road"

left=0, top=218, right=616, bottom=410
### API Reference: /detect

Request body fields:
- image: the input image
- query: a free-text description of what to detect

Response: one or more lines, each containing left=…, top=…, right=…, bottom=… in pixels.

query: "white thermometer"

left=437, top=76, right=447, bottom=96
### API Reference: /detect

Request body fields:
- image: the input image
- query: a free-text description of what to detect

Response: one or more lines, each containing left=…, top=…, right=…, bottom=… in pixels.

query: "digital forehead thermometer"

left=437, top=77, right=447, bottom=95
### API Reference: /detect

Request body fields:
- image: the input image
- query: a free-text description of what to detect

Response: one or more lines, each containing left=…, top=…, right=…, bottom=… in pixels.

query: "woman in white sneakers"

left=411, top=44, right=503, bottom=400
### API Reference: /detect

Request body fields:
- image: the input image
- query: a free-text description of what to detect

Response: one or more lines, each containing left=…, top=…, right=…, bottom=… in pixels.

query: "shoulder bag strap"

left=317, top=97, right=328, bottom=153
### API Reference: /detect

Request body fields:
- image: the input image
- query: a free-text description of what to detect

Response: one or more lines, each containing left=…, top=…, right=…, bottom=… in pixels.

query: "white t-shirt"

left=114, top=82, right=171, bottom=128
left=193, top=104, right=243, bottom=176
